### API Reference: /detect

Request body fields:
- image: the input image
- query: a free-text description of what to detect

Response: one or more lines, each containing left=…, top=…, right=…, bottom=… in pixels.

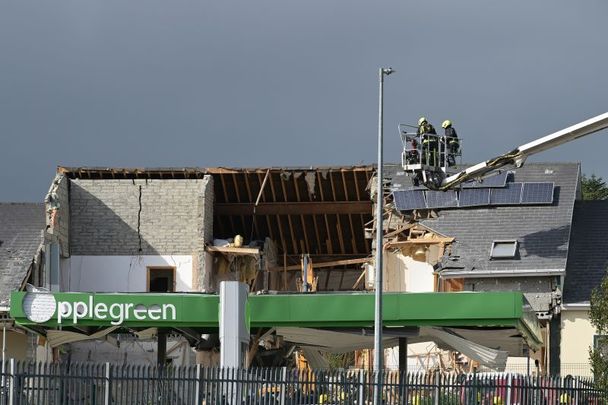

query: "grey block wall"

left=196, top=176, right=214, bottom=291
left=465, top=276, right=557, bottom=312
left=69, top=178, right=212, bottom=256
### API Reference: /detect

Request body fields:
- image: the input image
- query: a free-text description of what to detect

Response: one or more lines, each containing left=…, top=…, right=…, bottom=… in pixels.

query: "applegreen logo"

left=23, top=292, right=56, bottom=323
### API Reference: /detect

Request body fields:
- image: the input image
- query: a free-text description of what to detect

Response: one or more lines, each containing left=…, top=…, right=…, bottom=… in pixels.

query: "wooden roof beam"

left=215, top=201, right=372, bottom=216
left=269, top=257, right=370, bottom=272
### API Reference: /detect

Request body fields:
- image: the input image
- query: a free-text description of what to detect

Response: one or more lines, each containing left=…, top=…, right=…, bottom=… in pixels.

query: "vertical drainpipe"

left=44, top=243, right=61, bottom=292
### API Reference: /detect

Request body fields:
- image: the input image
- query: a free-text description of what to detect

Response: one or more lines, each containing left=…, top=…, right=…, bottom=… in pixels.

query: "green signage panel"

left=11, top=291, right=219, bottom=328
left=10, top=290, right=542, bottom=349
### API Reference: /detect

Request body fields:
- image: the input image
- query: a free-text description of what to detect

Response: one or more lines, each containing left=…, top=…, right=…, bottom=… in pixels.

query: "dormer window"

left=490, top=240, right=518, bottom=259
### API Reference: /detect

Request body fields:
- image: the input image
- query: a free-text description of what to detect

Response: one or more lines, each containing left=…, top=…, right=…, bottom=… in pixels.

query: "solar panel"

left=490, top=182, right=523, bottom=205
left=393, top=190, right=427, bottom=211
left=458, top=188, right=490, bottom=207
left=462, top=171, right=510, bottom=188
left=425, top=190, right=458, bottom=209
left=521, top=182, right=554, bottom=204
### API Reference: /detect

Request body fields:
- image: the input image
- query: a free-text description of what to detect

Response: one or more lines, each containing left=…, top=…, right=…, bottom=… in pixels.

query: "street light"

left=374, top=67, right=394, bottom=405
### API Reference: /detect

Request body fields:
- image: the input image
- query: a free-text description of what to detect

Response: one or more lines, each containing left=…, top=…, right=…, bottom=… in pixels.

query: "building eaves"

left=58, top=165, right=374, bottom=180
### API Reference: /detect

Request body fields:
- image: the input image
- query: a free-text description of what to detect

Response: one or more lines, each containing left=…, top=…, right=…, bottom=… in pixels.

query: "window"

left=490, top=240, right=518, bottom=259
left=594, top=335, right=608, bottom=356
left=147, top=267, right=175, bottom=292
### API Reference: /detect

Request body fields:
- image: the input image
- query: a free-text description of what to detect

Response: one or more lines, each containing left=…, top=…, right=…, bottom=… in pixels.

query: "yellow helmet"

left=441, top=120, right=452, bottom=129
left=418, top=117, right=427, bottom=126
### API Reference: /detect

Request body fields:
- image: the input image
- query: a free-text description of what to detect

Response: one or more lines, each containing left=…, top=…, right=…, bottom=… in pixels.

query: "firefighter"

left=417, top=116, right=436, bottom=136
left=417, top=117, right=438, bottom=166
left=442, top=119, right=460, bottom=166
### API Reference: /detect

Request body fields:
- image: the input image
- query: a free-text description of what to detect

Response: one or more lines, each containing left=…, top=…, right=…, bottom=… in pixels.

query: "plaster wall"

left=383, top=251, right=434, bottom=292
left=560, top=308, right=594, bottom=375
left=65, top=255, right=193, bottom=292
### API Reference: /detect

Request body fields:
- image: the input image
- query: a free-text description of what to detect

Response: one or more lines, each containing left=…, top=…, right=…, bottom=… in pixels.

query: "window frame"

left=490, top=240, right=519, bottom=259
left=146, top=266, right=176, bottom=293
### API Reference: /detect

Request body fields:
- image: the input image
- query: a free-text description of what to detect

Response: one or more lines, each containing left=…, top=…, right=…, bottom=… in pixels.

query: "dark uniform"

left=444, top=125, right=459, bottom=166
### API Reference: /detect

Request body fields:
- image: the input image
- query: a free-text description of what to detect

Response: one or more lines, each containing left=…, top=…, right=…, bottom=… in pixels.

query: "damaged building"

left=8, top=161, right=586, bottom=372
left=38, top=166, right=375, bottom=365
left=384, top=162, right=581, bottom=374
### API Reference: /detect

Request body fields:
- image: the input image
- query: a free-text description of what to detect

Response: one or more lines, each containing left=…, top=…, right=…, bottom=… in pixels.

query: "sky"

left=1, top=0, right=608, bottom=202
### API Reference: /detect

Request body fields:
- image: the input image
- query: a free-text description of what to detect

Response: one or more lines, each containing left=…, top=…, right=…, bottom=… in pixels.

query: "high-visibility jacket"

left=417, top=123, right=436, bottom=136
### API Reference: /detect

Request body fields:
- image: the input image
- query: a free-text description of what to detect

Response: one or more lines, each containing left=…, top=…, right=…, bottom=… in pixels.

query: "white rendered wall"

left=560, top=308, right=594, bottom=376
left=383, top=252, right=435, bottom=293
left=404, top=256, right=434, bottom=292
left=65, top=255, right=193, bottom=292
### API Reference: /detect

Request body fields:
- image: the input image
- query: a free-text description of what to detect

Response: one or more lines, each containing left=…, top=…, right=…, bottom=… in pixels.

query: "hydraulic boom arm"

left=438, top=112, right=608, bottom=190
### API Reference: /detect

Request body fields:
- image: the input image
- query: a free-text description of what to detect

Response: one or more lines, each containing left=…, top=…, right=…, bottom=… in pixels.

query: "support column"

left=157, top=329, right=167, bottom=366
left=399, top=337, right=408, bottom=403
left=219, top=281, right=250, bottom=368
left=398, top=337, right=408, bottom=374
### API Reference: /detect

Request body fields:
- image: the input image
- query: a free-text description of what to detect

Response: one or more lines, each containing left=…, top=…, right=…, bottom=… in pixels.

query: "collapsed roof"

left=58, top=166, right=375, bottom=291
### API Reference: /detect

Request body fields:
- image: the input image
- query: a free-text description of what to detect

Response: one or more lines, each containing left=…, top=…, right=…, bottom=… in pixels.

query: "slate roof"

left=0, top=203, right=45, bottom=308
left=563, top=200, right=608, bottom=304
left=386, top=162, right=581, bottom=276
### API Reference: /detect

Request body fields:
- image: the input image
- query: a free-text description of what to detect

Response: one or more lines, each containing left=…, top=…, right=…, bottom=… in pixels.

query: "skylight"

left=490, top=240, right=518, bottom=259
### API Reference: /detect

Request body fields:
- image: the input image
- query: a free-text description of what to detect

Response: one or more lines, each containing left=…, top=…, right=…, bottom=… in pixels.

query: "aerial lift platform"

left=400, top=112, right=608, bottom=190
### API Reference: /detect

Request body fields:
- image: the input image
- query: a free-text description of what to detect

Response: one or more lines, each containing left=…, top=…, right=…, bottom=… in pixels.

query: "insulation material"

left=422, top=327, right=509, bottom=371
left=46, top=326, right=120, bottom=348
left=278, top=327, right=509, bottom=370
left=239, top=256, right=257, bottom=284
left=214, top=255, right=257, bottom=284
left=304, top=172, right=317, bottom=198
left=276, top=327, right=400, bottom=354
left=301, top=347, right=330, bottom=369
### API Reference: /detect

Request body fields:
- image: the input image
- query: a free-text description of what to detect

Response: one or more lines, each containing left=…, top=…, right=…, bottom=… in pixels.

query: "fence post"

left=434, top=370, right=440, bottom=405
left=279, top=367, right=287, bottom=405
left=194, top=365, right=201, bottom=405
left=104, top=362, right=110, bottom=405
left=359, top=370, right=365, bottom=405
left=506, top=374, right=512, bottom=405
left=8, top=359, right=14, bottom=405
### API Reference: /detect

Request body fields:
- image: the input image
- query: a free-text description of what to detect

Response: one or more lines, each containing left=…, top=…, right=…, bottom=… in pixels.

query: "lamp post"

left=374, top=67, right=394, bottom=405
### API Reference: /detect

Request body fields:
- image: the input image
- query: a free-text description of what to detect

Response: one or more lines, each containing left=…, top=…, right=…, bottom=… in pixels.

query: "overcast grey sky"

left=1, top=0, right=607, bottom=202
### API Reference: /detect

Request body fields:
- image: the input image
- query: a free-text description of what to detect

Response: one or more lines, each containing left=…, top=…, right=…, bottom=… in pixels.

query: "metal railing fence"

left=1, top=359, right=607, bottom=404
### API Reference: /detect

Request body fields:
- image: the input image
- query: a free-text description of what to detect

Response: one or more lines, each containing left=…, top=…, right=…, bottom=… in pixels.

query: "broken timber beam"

left=384, top=238, right=454, bottom=249
left=269, top=257, right=370, bottom=272
left=206, top=246, right=260, bottom=255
